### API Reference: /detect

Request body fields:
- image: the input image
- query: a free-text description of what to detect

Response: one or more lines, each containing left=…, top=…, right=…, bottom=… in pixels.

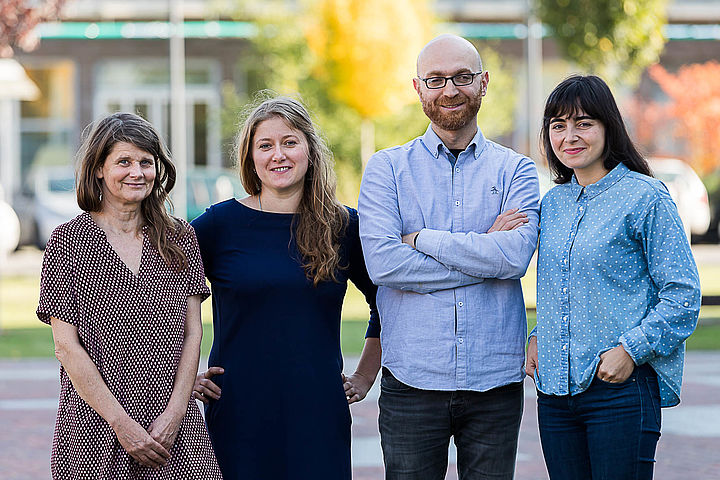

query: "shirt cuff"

left=414, top=228, right=446, bottom=260
left=619, top=326, right=653, bottom=365
left=528, top=326, right=537, bottom=341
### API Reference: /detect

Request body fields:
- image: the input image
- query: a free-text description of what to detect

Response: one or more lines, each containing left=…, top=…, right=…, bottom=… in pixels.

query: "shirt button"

left=579, top=206, right=584, bottom=212
left=455, top=200, right=460, bottom=207
left=455, top=168, right=460, bottom=173
left=562, top=288, right=567, bottom=294
left=458, top=301, right=463, bottom=307
left=684, top=302, right=689, bottom=307
left=563, top=258, right=568, bottom=264
left=563, top=316, right=568, bottom=321
left=562, top=345, right=567, bottom=350
left=458, top=338, right=464, bottom=344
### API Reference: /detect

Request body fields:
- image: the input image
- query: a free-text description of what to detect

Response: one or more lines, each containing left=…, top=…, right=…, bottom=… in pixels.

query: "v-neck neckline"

left=85, top=212, right=147, bottom=279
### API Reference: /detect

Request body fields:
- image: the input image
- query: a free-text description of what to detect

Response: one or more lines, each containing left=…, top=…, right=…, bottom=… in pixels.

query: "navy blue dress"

left=191, top=199, right=379, bottom=479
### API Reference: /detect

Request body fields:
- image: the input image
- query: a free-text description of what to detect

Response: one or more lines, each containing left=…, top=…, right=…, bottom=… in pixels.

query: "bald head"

left=416, top=34, right=482, bottom=77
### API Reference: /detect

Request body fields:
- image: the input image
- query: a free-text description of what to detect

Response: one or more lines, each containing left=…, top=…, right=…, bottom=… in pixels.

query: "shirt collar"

left=420, top=124, right=486, bottom=160
left=570, top=162, right=629, bottom=201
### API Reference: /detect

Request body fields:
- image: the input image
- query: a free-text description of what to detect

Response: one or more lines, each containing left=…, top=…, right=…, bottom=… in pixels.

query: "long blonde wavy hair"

left=236, top=94, right=348, bottom=285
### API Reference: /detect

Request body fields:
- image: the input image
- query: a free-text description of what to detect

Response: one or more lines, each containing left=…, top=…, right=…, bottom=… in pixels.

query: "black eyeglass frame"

left=417, top=72, right=484, bottom=89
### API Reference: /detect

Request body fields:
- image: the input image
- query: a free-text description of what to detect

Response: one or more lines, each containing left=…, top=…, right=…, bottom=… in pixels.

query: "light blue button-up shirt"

left=358, top=125, right=540, bottom=391
left=535, top=163, right=700, bottom=406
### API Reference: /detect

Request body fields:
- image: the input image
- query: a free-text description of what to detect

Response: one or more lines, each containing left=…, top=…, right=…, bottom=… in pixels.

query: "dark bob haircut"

left=540, top=74, right=651, bottom=184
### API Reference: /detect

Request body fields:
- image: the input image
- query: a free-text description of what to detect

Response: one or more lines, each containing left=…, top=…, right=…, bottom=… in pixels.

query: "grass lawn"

left=3, top=267, right=720, bottom=359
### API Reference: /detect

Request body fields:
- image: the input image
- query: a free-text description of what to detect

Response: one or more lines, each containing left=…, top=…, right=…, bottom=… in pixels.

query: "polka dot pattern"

left=535, top=163, right=701, bottom=407
left=37, top=212, right=222, bottom=479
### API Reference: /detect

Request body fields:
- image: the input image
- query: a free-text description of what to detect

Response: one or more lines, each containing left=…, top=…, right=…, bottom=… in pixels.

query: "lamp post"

left=526, top=0, right=543, bottom=163
left=0, top=58, right=40, bottom=332
left=170, top=0, right=187, bottom=219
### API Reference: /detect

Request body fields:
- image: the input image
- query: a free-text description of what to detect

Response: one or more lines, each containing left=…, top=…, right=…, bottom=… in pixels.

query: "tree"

left=623, top=97, right=669, bottom=156
left=220, top=0, right=431, bottom=202
left=648, top=62, right=720, bottom=174
left=536, top=0, right=668, bottom=87
left=220, top=1, right=519, bottom=203
left=474, top=45, right=517, bottom=142
left=304, top=0, right=435, bottom=167
left=0, top=0, right=66, bottom=58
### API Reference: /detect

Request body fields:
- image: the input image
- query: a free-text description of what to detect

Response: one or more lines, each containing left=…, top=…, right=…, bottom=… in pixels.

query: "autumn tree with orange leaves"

left=305, top=0, right=434, bottom=168
left=0, top=0, right=66, bottom=58
left=647, top=62, right=720, bottom=174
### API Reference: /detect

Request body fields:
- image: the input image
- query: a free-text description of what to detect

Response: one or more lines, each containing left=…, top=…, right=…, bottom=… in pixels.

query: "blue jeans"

left=378, top=368, right=523, bottom=480
left=537, top=364, right=662, bottom=480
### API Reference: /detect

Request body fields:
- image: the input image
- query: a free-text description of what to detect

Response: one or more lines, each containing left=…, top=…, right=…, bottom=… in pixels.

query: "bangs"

left=544, top=78, right=604, bottom=122
left=117, top=127, right=161, bottom=159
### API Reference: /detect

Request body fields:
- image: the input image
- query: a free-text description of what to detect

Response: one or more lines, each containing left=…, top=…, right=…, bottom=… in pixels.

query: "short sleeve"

left=181, top=224, right=211, bottom=301
left=36, top=227, right=78, bottom=326
left=190, top=205, right=216, bottom=278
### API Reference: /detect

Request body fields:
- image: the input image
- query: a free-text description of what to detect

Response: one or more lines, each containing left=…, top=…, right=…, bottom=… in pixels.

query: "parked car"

left=14, top=165, right=246, bottom=248
left=14, top=165, right=81, bottom=249
left=536, top=163, right=555, bottom=199
left=0, top=185, right=21, bottom=255
left=186, top=167, right=246, bottom=221
left=648, top=157, right=711, bottom=239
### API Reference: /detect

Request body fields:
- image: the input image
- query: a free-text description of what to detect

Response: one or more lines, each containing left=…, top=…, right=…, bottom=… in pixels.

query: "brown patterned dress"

left=37, top=212, right=222, bottom=479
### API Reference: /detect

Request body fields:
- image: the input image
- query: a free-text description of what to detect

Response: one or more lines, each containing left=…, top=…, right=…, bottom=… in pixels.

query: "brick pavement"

left=2, top=353, right=719, bottom=479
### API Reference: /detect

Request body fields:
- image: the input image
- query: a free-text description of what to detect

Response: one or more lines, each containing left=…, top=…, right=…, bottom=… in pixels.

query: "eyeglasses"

left=418, top=72, right=483, bottom=89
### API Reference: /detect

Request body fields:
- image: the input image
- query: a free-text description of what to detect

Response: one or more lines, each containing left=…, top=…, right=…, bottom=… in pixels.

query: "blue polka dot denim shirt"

left=534, top=162, right=700, bottom=407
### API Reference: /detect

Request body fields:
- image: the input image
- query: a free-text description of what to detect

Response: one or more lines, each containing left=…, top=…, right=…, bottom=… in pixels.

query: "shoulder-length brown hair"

left=236, top=94, right=348, bottom=285
left=76, top=112, right=188, bottom=270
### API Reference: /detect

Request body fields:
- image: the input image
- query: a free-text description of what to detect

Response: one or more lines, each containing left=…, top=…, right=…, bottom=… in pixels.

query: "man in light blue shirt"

left=358, top=34, right=540, bottom=479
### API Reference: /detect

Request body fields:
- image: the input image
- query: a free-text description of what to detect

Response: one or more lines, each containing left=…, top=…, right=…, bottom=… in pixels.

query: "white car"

left=0, top=185, right=21, bottom=254
left=536, top=163, right=556, bottom=200
left=648, top=157, right=711, bottom=238
left=15, top=165, right=82, bottom=249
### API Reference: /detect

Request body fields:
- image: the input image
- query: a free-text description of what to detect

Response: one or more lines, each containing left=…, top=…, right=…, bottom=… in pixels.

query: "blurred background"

left=2, top=2, right=720, bottom=478
left=1, top=0, right=719, bottom=360
left=2, top=0, right=720, bottom=244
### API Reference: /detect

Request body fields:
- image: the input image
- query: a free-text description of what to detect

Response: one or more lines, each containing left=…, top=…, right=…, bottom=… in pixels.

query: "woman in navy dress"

left=191, top=96, right=381, bottom=479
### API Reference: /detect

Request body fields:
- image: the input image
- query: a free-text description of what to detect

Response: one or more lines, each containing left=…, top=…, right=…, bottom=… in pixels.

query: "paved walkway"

left=1, top=353, right=720, bottom=479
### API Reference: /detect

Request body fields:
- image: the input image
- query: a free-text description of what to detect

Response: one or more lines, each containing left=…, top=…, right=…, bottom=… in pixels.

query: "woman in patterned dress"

left=189, top=95, right=381, bottom=479
left=526, top=75, right=701, bottom=479
left=37, top=112, right=222, bottom=479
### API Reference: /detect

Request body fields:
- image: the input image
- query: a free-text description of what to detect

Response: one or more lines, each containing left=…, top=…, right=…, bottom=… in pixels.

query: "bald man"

left=357, top=35, right=540, bottom=479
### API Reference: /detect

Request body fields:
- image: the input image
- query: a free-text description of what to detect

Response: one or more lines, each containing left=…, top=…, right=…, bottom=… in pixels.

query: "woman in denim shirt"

left=526, top=75, right=701, bottom=480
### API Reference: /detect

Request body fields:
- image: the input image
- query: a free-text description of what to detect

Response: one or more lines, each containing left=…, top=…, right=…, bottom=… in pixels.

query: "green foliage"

left=536, top=0, right=668, bottom=86
left=219, top=2, right=519, bottom=200
left=305, top=0, right=434, bottom=119
left=475, top=44, right=518, bottom=140
left=219, top=2, right=431, bottom=202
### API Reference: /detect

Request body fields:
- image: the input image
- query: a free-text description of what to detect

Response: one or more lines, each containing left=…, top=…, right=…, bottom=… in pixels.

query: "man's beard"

left=420, top=90, right=482, bottom=131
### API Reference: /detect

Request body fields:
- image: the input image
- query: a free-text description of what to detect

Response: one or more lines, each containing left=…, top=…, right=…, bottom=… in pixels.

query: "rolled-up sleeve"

left=182, top=224, right=211, bottom=301
left=37, top=227, right=78, bottom=326
left=619, top=197, right=700, bottom=365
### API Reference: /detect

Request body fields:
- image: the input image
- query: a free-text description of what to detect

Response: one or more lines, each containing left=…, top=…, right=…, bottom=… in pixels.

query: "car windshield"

left=654, top=171, right=680, bottom=183
left=48, top=178, right=75, bottom=193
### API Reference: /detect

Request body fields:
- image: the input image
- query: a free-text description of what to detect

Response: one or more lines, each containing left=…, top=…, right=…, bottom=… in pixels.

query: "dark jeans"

left=537, top=364, right=662, bottom=480
left=378, top=368, right=523, bottom=480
